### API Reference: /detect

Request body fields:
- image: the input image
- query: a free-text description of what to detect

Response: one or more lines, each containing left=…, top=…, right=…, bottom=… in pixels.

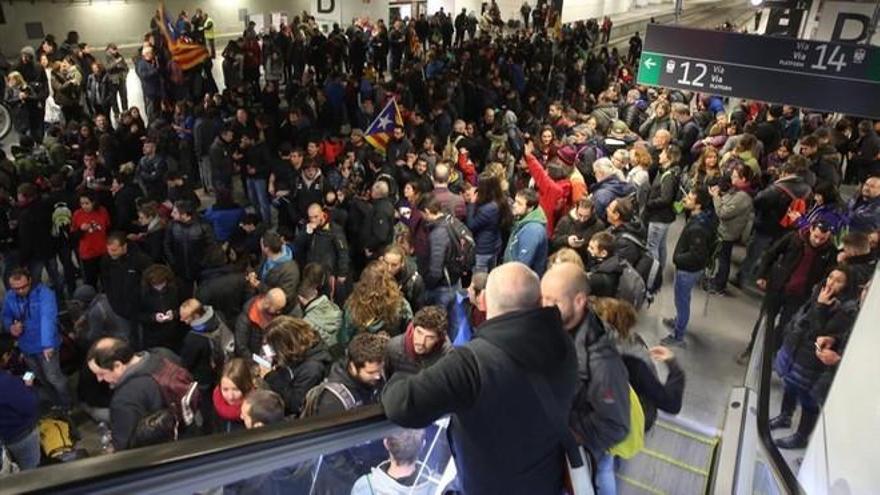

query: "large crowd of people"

left=1, top=0, right=879, bottom=492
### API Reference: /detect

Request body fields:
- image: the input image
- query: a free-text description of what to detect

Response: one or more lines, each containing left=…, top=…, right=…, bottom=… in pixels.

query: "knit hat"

left=608, top=120, right=631, bottom=138
left=20, top=46, right=36, bottom=58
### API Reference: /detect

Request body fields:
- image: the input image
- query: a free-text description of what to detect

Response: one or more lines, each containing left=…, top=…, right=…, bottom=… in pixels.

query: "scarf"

left=403, top=322, right=418, bottom=360
left=212, top=385, right=243, bottom=421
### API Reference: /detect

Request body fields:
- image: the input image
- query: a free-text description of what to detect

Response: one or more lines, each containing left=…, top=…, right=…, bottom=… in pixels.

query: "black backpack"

left=442, top=214, right=476, bottom=285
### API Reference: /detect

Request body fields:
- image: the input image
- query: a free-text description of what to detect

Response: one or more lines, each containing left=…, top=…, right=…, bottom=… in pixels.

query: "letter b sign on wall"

left=317, top=0, right=335, bottom=14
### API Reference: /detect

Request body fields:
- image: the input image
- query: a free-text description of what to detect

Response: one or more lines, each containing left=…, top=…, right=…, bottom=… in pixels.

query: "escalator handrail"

left=2, top=404, right=391, bottom=494
left=756, top=305, right=806, bottom=495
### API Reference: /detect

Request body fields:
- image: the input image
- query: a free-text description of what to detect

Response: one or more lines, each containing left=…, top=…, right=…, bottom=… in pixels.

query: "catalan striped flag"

left=364, top=98, right=404, bottom=154
left=156, top=1, right=209, bottom=71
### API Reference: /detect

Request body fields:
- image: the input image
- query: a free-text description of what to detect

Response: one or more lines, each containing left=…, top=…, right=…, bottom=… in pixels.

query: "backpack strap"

left=620, top=232, right=648, bottom=252
left=322, top=382, right=358, bottom=410
left=774, top=182, right=797, bottom=201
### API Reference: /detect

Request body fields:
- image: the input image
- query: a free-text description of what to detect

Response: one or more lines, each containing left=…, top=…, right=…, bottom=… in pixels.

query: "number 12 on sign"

left=676, top=61, right=708, bottom=88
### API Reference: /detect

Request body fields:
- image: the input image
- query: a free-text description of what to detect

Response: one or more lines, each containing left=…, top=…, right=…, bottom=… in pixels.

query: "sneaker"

left=662, top=318, right=676, bottom=330
left=660, top=335, right=687, bottom=348
left=707, top=286, right=730, bottom=296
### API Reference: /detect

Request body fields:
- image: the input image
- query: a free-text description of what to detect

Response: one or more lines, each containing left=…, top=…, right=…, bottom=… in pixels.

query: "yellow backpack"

left=608, top=386, right=645, bottom=459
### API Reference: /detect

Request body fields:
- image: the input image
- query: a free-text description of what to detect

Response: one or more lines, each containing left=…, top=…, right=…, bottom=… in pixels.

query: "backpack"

left=442, top=214, right=476, bottom=285
left=607, top=386, right=645, bottom=459
left=198, top=323, right=235, bottom=373
left=150, top=357, right=200, bottom=426
left=616, top=260, right=648, bottom=310
left=51, top=201, right=72, bottom=239
left=620, top=232, right=662, bottom=296
left=38, top=414, right=87, bottom=462
left=775, top=183, right=808, bottom=228
left=300, top=381, right=358, bottom=418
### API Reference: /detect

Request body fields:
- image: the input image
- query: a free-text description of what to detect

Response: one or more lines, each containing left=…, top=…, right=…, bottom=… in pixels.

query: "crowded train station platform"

left=0, top=0, right=878, bottom=493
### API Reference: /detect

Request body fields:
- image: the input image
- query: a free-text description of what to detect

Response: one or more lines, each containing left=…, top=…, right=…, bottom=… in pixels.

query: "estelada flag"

left=156, top=1, right=209, bottom=71
left=364, top=98, right=404, bottom=154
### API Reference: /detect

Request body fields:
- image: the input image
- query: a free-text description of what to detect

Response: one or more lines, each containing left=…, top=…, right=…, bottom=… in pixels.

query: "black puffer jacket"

left=137, top=284, right=185, bottom=352
left=672, top=210, right=717, bottom=273
left=361, top=197, right=396, bottom=253
left=294, top=222, right=351, bottom=277
left=99, top=248, right=152, bottom=320
left=109, top=349, right=178, bottom=451
left=264, top=340, right=333, bottom=415
left=164, top=219, right=215, bottom=281
left=196, top=265, right=248, bottom=323
left=587, top=255, right=625, bottom=297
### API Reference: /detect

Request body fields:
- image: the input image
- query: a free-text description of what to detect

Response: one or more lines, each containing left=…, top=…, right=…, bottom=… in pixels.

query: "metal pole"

left=674, top=0, right=683, bottom=24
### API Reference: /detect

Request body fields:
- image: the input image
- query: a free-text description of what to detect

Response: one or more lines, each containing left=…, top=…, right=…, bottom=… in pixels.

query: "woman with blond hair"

left=591, top=297, right=685, bottom=431
left=263, top=316, right=333, bottom=416
left=4, top=71, right=31, bottom=136
left=688, top=146, right=722, bottom=192
left=339, top=262, right=413, bottom=346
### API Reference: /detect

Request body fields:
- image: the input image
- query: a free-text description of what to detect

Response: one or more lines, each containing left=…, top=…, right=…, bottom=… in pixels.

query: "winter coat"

left=526, top=153, right=572, bottom=234
left=383, top=306, right=577, bottom=495
left=396, top=259, right=426, bottom=311
left=385, top=325, right=453, bottom=377
left=419, top=218, right=453, bottom=289
left=311, top=361, right=382, bottom=417
left=108, top=349, right=179, bottom=450
left=713, top=189, right=754, bottom=243
left=164, top=219, right=215, bottom=281
left=202, top=206, right=245, bottom=242
left=302, top=295, right=343, bottom=353
left=433, top=186, right=466, bottom=220
left=609, top=221, right=648, bottom=267
left=294, top=222, right=350, bottom=277
left=264, top=340, right=333, bottom=415
left=588, top=256, right=626, bottom=298
left=591, top=176, right=635, bottom=223
left=466, top=201, right=501, bottom=256
left=753, top=175, right=811, bottom=238
left=339, top=298, right=413, bottom=347
left=99, top=248, right=152, bottom=320
left=234, top=296, right=272, bottom=359
left=2, top=283, right=59, bottom=355
left=209, top=138, right=234, bottom=184
left=846, top=195, right=880, bottom=233
left=71, top=207, right=111, bottom=260
left=569, top=310, right=632, bottom=460
left=644, top=165, right=681, bottom=225
left=673, top=210, right=717, bottom=272
left=257, top=245, right=300, bottom=303
left=362, top=197, right=396, bottom=253
left=758, top=230, right=837, bottom=296
left=135, top=58, right=161, bottom=99
left=551, top=210, right=606, bottom=254
left=350, top=461, right=438, bottom=495
left=504, top=207, right=549, bottom=276
left=196, top=265, right=248, bottom=323
left=810, top=144, right=841, bottom=189
left=137, top=284, right=184, bottom=352
left=16, top=198, right=54, bottom=263
left=639, top=114, right=678, bottom=140
left=180, top=307, right=232, bottom=388
left=0, top=370, right=39, bottom=444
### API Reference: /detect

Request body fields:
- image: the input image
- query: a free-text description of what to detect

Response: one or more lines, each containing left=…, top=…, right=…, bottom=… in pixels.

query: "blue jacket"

left=3, top=283, right=59, bottom=355
left=466, top=201, right=501, bottom=255
left=0, top=370, right=39, bottom=443
left=504, top=208, right=549, bottom=276
left=591, top=176, right=635, bottom=223
left=203, top=206, right=245, bottom=242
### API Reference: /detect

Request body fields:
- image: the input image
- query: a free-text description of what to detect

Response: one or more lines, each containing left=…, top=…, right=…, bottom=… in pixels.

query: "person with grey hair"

left=591, top=157, right=635, bottom=223
left=362, top=180, right=396, bottom=259
left=383, top=262, right=578, bottom=494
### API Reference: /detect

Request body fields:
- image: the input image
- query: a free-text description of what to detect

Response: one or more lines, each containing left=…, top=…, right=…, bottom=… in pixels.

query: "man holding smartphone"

left=2, top=267, right=71, bottom=412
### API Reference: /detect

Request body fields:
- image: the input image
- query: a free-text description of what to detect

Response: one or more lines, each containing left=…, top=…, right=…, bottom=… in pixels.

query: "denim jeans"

left=23, top=351, right=72, bottom=409
left=246, top=178, right=271, bottom=224
left=425, top=283, right=458, bottom=312
left=647, top=222, right=672, bottom=273
left=735, top=232, right=774, bottom=285
left=712, top=240, right=735, bottom=289
left=673, top=269, right=703, bottom=339
left=5, top=426, right=40, bottom=470
left=595, top=452, right=617, bottom=495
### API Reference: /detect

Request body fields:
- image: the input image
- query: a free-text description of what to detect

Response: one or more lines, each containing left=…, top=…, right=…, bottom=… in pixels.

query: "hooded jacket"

left=504, top=207, right=549, bottom=276
left=350, top=461, right=438, bottom=495
left=302, top=295, right=343, bottom=352
left=264, top=340, right=333, bottom=415
left=569, top=310, right=631, bottom=460
left=257, top=244, right=300, bottom=303
left=525, top=153, right=572, bottom=234
left=383, top=306, right=577, bottom=495
left=109, top=349, right=178, bottom=450
left=591, top=176, right=635, bottom=223
left=588, top=255, right=626, bottom=298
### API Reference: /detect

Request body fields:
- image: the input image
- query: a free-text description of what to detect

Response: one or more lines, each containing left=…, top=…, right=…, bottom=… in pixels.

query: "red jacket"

left=457, top=152, right=478, bottom=187
left=71, top=207, right=110, bottom=260
left=525, top=153, right=572, bottom=235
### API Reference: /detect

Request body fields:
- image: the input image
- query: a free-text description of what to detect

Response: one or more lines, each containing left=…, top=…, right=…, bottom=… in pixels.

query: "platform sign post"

left=636, top=24, right=880, bottom=118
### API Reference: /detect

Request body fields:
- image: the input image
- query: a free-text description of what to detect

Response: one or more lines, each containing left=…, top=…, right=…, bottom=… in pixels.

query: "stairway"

left=617, top=417, right=721, bottom=495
